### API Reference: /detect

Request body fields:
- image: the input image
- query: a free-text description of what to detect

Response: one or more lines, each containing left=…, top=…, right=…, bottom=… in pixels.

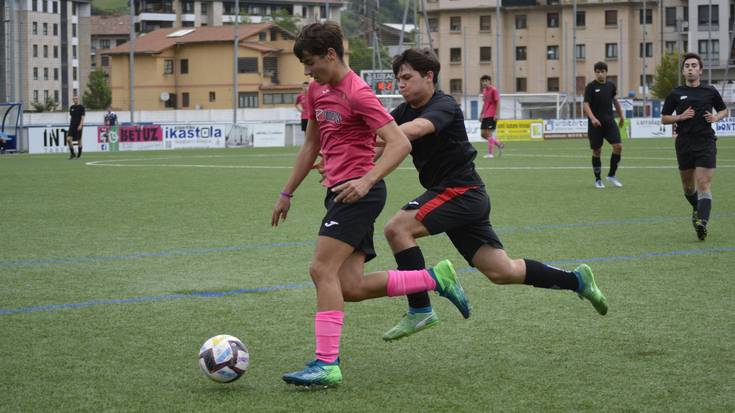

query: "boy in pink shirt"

left=480, top=75, right=503, bottom=158
left=294, top=81, right=310, bottom=132
left=271, top=22, right=470, bottom=389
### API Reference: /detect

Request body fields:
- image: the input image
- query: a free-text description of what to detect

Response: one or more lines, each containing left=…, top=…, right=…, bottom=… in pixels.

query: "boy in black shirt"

left=661, top=53, right=728, bottom=240
left=67, top=95, right=85, bottom=159
left=583, top=62, right=626, bottom=189
left=381, top=49, right=608, bottom=341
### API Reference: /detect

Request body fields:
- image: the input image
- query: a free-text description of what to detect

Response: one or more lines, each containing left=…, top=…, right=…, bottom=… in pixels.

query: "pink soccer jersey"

left=295, top=93, right=309, bottom=120
left=481, top=86, right=500, bottom=119
left=306, top=71, right=394, bottom=188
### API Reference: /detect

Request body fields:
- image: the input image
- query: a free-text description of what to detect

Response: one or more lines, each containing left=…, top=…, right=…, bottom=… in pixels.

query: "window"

left=575, top=44, right=586, bottom=60
left=101, top=56, right=109, bottom=66
left=516, top=46, right=527, bottom=61
left=53, top=23, right=58, bottom=36
left=43, top=45, right=48, bottom=58
left=72, top=2, right=76, bottom=15
left=223, top=1, right=234, bottom=14
left=34, top=90, right=39, bottom=102
left=576, top=11, right=585, bottom=27
left=698, top=5, right=719, bottom=29
left=605, top=43, right=618, bottom=59
left=547, top=77, right=559, bottom=92
left=42, top=0, right=47, bottom=12
left=258, top=32, right=266, bottom=41
left=53, top=1, right=57, bottom=13
left=72, top=23, right=77, bottom=38
left=238, top=57, right=258, bottom=73
left=32, top=22, right=37, bottom=35
left=43, top=68, right=49, bottom=80
left=54, top=68, right=58, bottom=80
left=640, top=74, right=653, bottom=87
left=164, top=59, right=174, bottom=74
left=180, top=59, right=188, bottom=74
left=100, top=39, right=110, bottom=49
left=699, top=39, right=720, bottom=60
left=665, top=41, right=676, bottom=53
left=270, top=29, right=278, bottom=41
left=165, top=93, right=177, bottom=108
left=73, top=88, right=77, bottom=97
left=450, top=48, right=461, bottom=63
left=480, top=15, right=491, bottom=31
left=116, top=39, right=126, bottom=46
left=72, top=45, right=77, bottom=59
left=73, top=67, right=77, bottom=81
left=54, top=90, right=59, bottom=103
left=209, top=91, right=216, bottom=102
left=547, top=46, right=559, bottom=60
left=639, top=42, right=653, bottom=58
left=263, top=93, right=297, bottom=105
left=182, top=92, right=190, bottom=108
left=450, top=16, right=461, bottom=32
left=182, top=21, right=194, bottom=27
left=607, top=75, right=617, bottom=86
left=182, top=1, right=194, bottom=13
left=200, top=2, right=208, bottom=15
left=480, top=47, right=492, bottom=62
left=665, top=7, right=676, bottom=27
left=683, top=6, right=689, bottom=22
left=576, top=76, right=586, bottom=94
left=33, top=0, right=38, bottom=12
left=605, top=10, right=617, bottom=26
left=515, top=15, right=527, bottom=29
left=53, top=46, right=58, bottom=58
left=428, top=18, right=438, bottom=32
left=33, top=45, right=38, bottom=58
left=516, top=77, right=527, bottom=92
left=33, top=67, right=38, bottom=80
left=449, top=79, right=463, bottom=94
left=238, top=92, right=258, bottom=108
left=43, top=23, right=48, bottom=35
left=547, top=13, right=559, bottom=28
left=639, top=8, right=652, bottom=25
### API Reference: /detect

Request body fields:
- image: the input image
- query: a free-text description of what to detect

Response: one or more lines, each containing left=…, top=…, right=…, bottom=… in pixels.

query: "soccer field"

left=1, top=138, right=733, bottom=412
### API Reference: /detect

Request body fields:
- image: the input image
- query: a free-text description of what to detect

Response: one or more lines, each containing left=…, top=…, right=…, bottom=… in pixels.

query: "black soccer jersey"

left=390, top=91, right=483, bottom=189
left=584, top=81, right=617, bottom=122
left=69, top=104, right=86, bottom=129
left=662, top=85, right=726, bottom=141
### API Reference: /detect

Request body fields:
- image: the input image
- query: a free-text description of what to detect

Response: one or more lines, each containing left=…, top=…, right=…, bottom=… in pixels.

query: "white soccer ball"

left=198, top=334, right=250, bottom=383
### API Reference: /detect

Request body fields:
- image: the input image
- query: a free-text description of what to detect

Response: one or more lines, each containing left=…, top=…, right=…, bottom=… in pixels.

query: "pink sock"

left=487, top=138, right=494, bottom=154
left=386, top=269, right=437, bottom=297
left=315, top=311, right=344, bottom=364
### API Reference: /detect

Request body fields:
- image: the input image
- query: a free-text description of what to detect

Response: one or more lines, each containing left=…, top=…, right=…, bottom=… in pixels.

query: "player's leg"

left=66, top=134, right=76, bottom=159
left=76, top=129, right=83, bottom=158
left=679, top=169, right=698, bottom=230
left=604, top=124, right=623, bottom=187
left=588, top=128, right=604, bottom=188
left=489, top=120, right=503, bottom=156
left=480, top=118, right=494, bottom=158
left=693, top=167, right=714, bottom=240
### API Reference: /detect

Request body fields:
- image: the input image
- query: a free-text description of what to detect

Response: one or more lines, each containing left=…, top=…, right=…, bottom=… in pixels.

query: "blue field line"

left=2, top=212, right=733, bottom=269
left=2, top=247, right=734, bottom=316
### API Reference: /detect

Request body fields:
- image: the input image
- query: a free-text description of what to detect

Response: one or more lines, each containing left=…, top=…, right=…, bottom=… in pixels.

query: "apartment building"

left=104, top=23, right=315, bottom=110
left=91, top=15, right=131, bottom=84
left=0, top=0, right=92, bottom=109
left=134, top=0, right=345, bottom=33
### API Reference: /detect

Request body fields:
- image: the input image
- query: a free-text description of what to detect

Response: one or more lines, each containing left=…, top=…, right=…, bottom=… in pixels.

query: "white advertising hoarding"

left=543, top=119, right=588, bottom=139
left=629, top=118, right=673, bottom=139
left=251, top=123, right=286, bottom=147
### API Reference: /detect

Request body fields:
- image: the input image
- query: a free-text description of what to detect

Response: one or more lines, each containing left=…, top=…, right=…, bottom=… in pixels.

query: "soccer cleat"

left=382, top=310, right=440, bottom=341
left=691, top=210, right=699, bottom=231
left=574, top=264, right=608, bottom=316
left=594, top=180, right=605, bottom=189
left=68, top=154, right=76, bottom=160
left=694, top=219, right=708, bottom=241
left=606, top=176, right=623, bottom=187
left=496, top=142, right=505, bottom=157
left=483, top=153, right=494, bottom=159
left=282, top=359, right=342, bottom=388
left=429, top=260, right=471, bottom=319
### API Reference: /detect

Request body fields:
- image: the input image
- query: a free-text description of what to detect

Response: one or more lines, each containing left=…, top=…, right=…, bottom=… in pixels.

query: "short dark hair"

left=593, top=61, right=608, bottom=72
left=681, top=52, right=703, bottom=70
left=481, top=75, right=491, bottom=82
left=294, top=22, right=344, bottom=60
left=391, top=48, right=440, bottom=85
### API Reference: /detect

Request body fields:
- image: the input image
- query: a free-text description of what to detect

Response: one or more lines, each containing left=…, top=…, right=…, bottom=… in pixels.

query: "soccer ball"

left=198, top=334, right=250, bottom=383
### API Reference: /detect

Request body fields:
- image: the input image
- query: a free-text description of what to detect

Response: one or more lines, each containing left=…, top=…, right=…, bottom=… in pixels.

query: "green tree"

left=268, top=9, right=298, bottom=34
left=651, top=51, right=682, bottom=99
left=347, top=36, right=392, bottom=75
left=83, top=69, right=112, bottom=110
left=31, top=97, right=58, bottom=112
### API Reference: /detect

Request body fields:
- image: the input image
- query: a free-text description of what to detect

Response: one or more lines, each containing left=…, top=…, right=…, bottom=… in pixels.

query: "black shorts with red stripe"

left=402, top=185, right=504, bottom=266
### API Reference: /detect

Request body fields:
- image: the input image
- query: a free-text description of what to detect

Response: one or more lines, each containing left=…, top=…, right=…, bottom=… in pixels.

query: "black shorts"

left=588, top=120, right=621, bottom=149
left=402, top=185, right=504, bottom=266
left=301, top=119, right=308, bottom=132
left=480, top=118, right=496, bottom=130
left=68, top=127, right=83, bottom=142
left=318, top=179, right=387, bottom=262
left=675, top=137, right=717, bottom=170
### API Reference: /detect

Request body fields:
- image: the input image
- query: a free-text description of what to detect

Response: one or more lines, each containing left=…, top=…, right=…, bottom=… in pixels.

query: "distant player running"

left=380, top=48, right=608, bottom=341
left=583, top=62, right=625, bottom=188
left=271, top=23, right=470, bottom=389
left=661, top=53, right=727, bottom=240
left=480, top=75, right=503, bottom=158
left=67, top=95, right=85, bottom=159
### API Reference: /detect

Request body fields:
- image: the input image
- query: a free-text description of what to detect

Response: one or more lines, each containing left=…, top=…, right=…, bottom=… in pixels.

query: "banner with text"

left=629, top=118, right=673, bottom=139
left=252, top=123, right=286, bottom=147
left=496, top=119, right=544, bottom=141
left=543, top=119, right=588, bottom=139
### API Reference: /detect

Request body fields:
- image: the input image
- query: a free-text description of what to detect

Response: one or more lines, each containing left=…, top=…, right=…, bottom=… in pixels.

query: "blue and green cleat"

left=574, top=264, right=608, bottom=315
left=382, top=310, right=440, bottom=341
left=429, top=260, right=471, bottom=319
left=282, top=359, right=342, bottom=388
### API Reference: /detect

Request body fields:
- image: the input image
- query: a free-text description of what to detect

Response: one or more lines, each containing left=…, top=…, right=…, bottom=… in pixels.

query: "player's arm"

left=294, top=101, right=303, bottom=113
left=271, top=119, right=320, bottom=226
left=583, top=102, right=600, bottom=126
left=399, top=118, right=435, bottom=141
left=78, top=115, right=85, bottom=131
left=704, top=108, right=728, bottom=124
left=613, top=99, right=625, bottom=127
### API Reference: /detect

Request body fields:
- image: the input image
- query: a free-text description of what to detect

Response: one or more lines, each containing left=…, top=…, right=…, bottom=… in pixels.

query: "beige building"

left=104, top=23, right=315, bottom=110
left=91, top=15, right=132, bottom=84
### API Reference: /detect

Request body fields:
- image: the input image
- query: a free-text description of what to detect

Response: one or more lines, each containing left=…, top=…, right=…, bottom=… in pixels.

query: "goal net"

left=0, top=102, right=22, bottom=153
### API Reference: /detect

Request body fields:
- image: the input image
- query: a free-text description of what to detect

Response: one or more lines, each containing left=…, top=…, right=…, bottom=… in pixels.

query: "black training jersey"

left=584, top=80, right=617, bottom=122
left=391, top=90, right=483, bottom=189
left=69, top=104, right=86, bottom=129
left=662, top=85, right=726, bottom=141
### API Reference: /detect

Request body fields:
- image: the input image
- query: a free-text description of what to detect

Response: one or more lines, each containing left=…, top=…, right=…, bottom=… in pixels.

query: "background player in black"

left=661, top=53, right=728, bottom=240
left=583, top=62, right=625, bottom=189
left=67, top=95, right=85, bottom=159
left=381, top=48, right=608, bottom=341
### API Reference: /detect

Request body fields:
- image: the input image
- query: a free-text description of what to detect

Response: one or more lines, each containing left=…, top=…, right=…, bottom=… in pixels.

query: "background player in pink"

left=270, top=22, right=470, bottom=389
left=294, top=81, right=310, bottom=132
left=480, top=75, right=503, bottom=158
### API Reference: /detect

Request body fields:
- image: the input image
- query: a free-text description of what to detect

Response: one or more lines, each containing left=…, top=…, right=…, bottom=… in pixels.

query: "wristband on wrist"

left=280, top=191, right=293, bottom=198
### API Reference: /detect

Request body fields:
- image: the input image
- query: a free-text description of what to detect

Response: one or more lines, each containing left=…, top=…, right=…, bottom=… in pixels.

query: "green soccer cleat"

left=574, top=264, right=608, bottom=315
left=694, top=219, right=708, bottom=241
left=282, top=359, right=342, bottom=388
left=429, top=260, right=471, bottom=319
left=382, top=311, right=440, bottom=341
left=691, top=210, right=699, bottom=231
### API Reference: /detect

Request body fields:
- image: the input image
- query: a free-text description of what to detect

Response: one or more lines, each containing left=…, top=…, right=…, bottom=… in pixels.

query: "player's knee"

left=308, top=261, right=333, bottom=284
left=341, top=285, right=365, bottom=302
left=482, top=269, right=514, bottom=285
left=384, top=217, right=409, bottom=244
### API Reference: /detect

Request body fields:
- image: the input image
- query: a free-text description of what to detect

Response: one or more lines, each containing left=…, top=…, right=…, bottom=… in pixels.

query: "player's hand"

left=311, top=158, right=325, bottom=183
left=591, top=118, right=601, bottom=128
left=332, top=177, right=371, bottom=203
left=678, top=107, right=695, bottom=121
left=271, top=196, right=291, bottom=227
left=618, top=118, right=625, bottom=128
left=703, top=111, right=718, bottom=123
left=375, top=137, right=386, bottom=147
left=78, top=125, right=82, bottom=131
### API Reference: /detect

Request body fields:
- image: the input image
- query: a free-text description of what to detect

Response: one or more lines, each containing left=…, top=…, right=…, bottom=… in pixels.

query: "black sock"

left=522, top=259, right=579, bottom=291
left=592, top=156, right=602, bottom=180
left=685, top=191, right=698, bottom=209
left=608, top=153, right=621, bottom=177
left=69, top=146, right=75, bottom=156
left=394, top=247, right=431, bottom=309
left=77, top=147, right=83, bottom=157
left=697, top=193, right=712, bottom=223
